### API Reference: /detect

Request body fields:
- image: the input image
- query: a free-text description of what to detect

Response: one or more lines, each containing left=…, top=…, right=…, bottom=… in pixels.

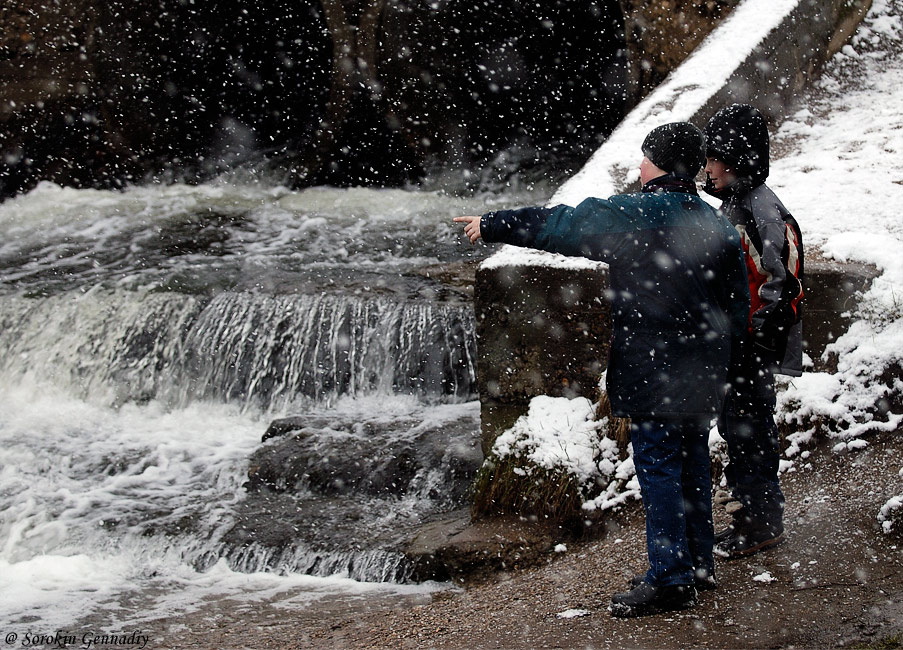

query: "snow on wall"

left=552, top=0, right=802, bottom=206
left=485, top=0, right=804, bottom=269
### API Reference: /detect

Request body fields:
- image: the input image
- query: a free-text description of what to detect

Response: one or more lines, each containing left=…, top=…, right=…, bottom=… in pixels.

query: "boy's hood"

left=703, top=103, right=770, bottom=198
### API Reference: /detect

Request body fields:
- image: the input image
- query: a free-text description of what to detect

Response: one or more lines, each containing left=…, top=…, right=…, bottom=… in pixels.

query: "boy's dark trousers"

left=718, top=347, right=786, bottom=529
left=631, top=417, right=715, bottom=586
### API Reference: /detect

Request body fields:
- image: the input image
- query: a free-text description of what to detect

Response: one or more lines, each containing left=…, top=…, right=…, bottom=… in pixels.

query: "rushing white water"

left=0, top=384, right=471, bottom=628
left=0, top=177, right=551, bottom=629
left=0, top=179, right=518, bottom=294
left=0, top=289, right=476, bottom=409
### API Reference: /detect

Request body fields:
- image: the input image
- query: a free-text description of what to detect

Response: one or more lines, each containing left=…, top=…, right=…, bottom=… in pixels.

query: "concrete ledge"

left=475, top=264, right=610, bottom=454
left=803, top=256, right=879, bottom=361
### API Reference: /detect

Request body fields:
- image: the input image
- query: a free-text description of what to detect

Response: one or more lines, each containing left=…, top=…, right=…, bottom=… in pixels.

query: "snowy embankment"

left=772, top=0, right=903, bottom=531
left=483, top=0, right=802, bottom=270
left=483, top=0, right=903, bottom=528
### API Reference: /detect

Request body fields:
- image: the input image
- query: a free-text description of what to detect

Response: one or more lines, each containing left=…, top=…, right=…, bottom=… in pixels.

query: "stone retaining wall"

left=475, top=264, right=610, bottom=454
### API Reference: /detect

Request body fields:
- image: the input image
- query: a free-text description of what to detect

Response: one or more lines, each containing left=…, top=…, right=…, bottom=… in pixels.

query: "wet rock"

left=246, top=430, right=422, bottom=497
left=405, top=510, right=561, bottom=582
left=226, top=412, right=485, bottom=579
left=251, top=413, right=482, bottom=498
left=261, top=416, right=308, bottom=442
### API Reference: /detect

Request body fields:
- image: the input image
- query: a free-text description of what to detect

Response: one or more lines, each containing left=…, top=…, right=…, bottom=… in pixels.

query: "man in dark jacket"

left=455, top=122, right=750, bottom=617
left=703, top=104, right=805, bottom=559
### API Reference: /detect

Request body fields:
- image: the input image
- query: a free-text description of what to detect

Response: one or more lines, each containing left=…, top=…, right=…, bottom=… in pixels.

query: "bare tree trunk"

left=357, top=0, right=383, bottom=79
left=306, top=0, right=423, bottom=178
left=355, top=0, right=423, bottom=156
left=315, top=0, right=356, bottom=156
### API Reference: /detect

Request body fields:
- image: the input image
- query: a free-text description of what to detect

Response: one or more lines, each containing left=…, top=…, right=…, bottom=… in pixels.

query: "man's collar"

left=641, top=174, right=698, bottom=195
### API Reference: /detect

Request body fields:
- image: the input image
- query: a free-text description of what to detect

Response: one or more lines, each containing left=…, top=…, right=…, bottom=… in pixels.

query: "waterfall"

left=0, top=288, right=476, bottom=411
left=0, top=180, right=552, bottom=626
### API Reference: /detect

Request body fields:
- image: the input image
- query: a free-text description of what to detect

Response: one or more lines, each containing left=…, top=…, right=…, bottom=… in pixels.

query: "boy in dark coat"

left=455, top=122, right=749, bottom=617
left=703, top=103, right=805, bottom=558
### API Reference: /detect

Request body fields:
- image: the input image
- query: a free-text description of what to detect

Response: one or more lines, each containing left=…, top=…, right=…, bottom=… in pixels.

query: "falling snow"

left=487, top=0, right=903, bottom=529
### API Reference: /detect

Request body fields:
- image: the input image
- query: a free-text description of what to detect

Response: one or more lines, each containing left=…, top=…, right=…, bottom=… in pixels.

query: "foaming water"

left=0, top=179, right=540, bottom=296
left=0, top=379, right=475, bottom=628
left=0, top=381, right=258, bottom=626
left=0, top=177, right=544, bottom=628
left=0, top=288, right=476, bottom=410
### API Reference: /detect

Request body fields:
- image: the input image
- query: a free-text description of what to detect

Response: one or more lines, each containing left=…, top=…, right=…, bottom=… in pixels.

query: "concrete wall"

left=802, top=257, right=879, bottom=362
left=693, top=0, right=873, bottom=124
left=475, top=264, right=611, bottom=454
left=553, top=0, right=873, bottom=205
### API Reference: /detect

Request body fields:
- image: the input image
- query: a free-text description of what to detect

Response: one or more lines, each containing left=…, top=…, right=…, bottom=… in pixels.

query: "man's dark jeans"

left=631, top=417, right=714, bottom=587
left=718, top=348, right=786, bottom=528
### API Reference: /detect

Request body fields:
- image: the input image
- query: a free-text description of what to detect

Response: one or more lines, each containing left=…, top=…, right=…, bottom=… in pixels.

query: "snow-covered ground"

left=773, top=0, right=903, bottom=531
left=486, top=0, right=903, bottom=528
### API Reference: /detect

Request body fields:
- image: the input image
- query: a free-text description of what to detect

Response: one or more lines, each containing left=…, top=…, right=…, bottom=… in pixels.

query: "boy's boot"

left=715, top=497, right=749, bottom=543
left=715, top=520, right=784, bottom=559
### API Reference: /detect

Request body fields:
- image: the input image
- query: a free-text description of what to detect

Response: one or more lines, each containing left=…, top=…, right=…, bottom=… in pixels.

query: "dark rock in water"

left=246, top=430, right=423, bottom=497
left=261, top=416, right=308, bottom=442
left=223, top=491, right=324, bottom=551
left=222, top=410, right=486, bottom=581
left=220, top=497, right=566, bottom=584
left=245, top=417, right=483, bottom=503
left=250, top=413, right=483, bottom=499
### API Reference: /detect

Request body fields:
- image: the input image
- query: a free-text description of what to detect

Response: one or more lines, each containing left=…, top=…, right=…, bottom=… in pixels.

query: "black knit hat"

left=641, top=122, right=706, bottom=178
left=704, top=103, right=770, bottom=185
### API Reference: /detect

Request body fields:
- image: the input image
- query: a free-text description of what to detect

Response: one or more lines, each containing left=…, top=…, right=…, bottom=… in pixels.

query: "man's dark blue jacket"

left=480, top=175, right=750, bottom=419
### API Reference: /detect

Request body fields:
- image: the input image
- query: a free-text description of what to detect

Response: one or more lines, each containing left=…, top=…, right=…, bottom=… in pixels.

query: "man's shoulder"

left=604, top=189, right=710, bottom=209
left=604, top=191, right=732, bottom=234
left=593, top=191, right=673, bottom=220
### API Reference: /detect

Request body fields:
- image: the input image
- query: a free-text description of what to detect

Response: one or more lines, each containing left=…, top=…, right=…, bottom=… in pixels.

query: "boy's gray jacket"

left=718, top=183, right=804, bottom=376
left=481, top=177, right=750, bottom=419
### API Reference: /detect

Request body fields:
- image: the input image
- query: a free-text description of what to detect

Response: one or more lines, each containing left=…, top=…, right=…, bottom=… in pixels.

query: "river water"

left=0, top=176, right=551, bottom=631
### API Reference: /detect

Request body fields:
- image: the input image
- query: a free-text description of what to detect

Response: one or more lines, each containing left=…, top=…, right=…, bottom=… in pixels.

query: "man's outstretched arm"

left=454, top=200, right=626, bottom=262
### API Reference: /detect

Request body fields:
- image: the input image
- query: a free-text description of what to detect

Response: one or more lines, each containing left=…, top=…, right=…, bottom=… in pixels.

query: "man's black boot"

left=610, top=582, right=697, bottom=618
left=628, top=572, right=717, bottom=592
